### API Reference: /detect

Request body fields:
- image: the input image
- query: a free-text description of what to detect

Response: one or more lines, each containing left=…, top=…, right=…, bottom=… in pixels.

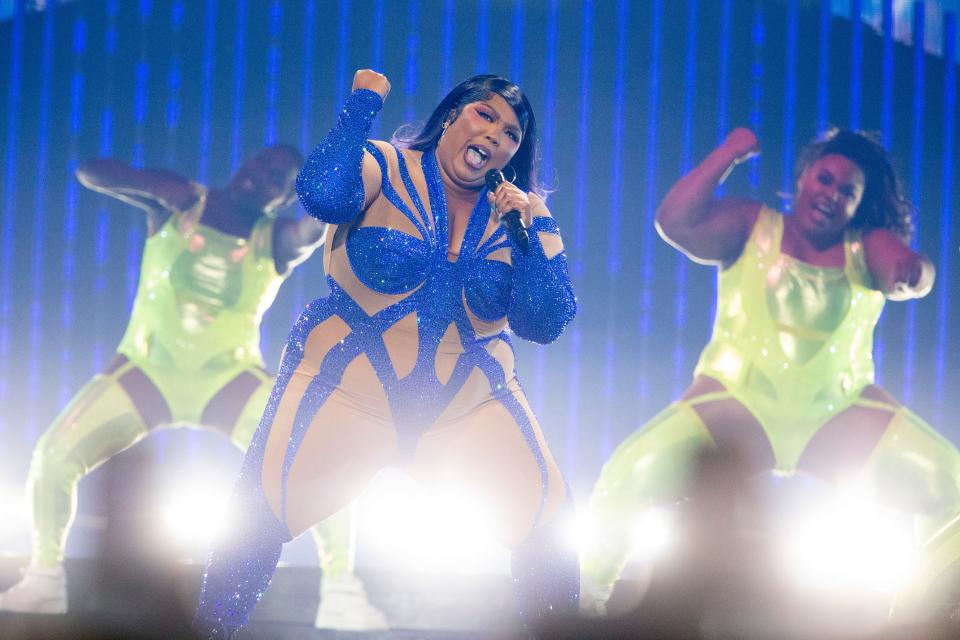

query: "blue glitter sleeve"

left=507, top=216, right=577, bottom=345
left=295, top=89, right=383, bottom=224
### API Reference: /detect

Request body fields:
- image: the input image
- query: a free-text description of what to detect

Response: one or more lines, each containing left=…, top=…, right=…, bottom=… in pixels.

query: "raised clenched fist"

left=352, top=69, right=391, bottom=101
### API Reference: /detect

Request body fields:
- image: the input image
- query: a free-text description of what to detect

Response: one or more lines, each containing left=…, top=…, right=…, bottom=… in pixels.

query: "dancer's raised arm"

left=655, top=127, right=760, bottom=265
left=76, top=159, right=197, bottom=233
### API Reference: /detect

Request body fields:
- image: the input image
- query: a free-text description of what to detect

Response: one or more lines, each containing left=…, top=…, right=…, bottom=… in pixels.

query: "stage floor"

left=0, top=557, right=524, bottom=639
left=2, top=557, right=955, bottom=639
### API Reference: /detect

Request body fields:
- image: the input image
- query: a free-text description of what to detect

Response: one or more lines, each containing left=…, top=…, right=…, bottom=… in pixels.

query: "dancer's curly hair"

left=796, top=129, right=914, bottom=240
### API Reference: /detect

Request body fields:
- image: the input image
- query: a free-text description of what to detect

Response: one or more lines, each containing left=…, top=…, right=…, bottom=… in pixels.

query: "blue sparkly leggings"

left=194, top=301, right=578, bottom=636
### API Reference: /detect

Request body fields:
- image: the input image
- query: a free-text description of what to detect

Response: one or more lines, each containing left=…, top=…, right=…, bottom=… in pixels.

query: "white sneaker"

left=314, top=572, right=389, bottom=631
left=0, top=563, right=68, bottom=614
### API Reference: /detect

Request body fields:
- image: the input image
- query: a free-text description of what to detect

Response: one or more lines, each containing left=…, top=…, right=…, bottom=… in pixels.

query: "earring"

left=502, top=164, right=517, bottom=184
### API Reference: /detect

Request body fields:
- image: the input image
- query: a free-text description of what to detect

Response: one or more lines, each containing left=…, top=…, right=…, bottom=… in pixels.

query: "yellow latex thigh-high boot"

left=0, top=365, right=152, bottom=614
left=581, top=400, right=715, bottom=615
left=30, top=367, right=152, bottom=568
left=860, top=404, right=960, bottom=625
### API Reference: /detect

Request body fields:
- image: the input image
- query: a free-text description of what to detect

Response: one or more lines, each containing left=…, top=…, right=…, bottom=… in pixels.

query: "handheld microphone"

left=485, top=169, right=529, bottom=255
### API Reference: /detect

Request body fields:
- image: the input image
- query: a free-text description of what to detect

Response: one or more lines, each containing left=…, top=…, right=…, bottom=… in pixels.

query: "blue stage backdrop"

left=1, top=0, right=958, bottom=497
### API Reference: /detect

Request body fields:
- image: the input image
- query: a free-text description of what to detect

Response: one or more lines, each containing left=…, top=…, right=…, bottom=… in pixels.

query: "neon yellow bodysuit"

left=583, top=206, right=960, bottom=598
left=695, top=205, right=884, bottom=468
left=28, top=189, right=352, bottom=577
left=115, top=186, right=283, bottom=423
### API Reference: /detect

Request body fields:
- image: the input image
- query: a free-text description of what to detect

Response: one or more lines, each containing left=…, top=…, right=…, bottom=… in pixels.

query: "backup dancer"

left=0, top=145, right=388, bottom=630
left=581, top=128, right=959, bottom=615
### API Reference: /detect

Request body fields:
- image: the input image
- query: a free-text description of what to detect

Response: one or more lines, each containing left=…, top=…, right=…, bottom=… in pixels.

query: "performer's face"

left=230, top=149, right=299, bottom=214
left=436, top=93, right=523, bottom=191
left=794, top=154, right=865, bottom=240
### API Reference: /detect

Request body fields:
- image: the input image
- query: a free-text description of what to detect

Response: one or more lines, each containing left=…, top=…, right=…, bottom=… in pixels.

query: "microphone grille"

left=484, top=169, right=504, bottom=191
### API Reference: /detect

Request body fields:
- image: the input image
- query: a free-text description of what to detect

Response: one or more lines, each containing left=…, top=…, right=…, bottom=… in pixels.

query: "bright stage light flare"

left=0, top=485, right=29, bottom=525
left=359, top=470, right=510, bottom=574
left=0, top=484, right=31, bottom=556
left=156, top=475, right=235, bottom=553
left=778, top=482, right=918, bottom=594
left=564, top=507, right=592, bottom=555
left=631, top=507, right=673, bottom=559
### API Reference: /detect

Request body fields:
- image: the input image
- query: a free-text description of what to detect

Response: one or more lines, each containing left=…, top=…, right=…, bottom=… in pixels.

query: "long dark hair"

left=393, top=75, right=542, bottom=196
left=796, top=129, right=914, bottom=240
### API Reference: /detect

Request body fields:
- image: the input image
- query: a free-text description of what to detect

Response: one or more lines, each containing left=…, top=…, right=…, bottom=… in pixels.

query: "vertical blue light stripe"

left=574, top=0, right=593, bottom=275
left=849, top=0, right=863, bottom=129
left=372, top=0, right=384, bottom=71
left=295, top=0, right=317, bottom=327
left=540, top=0, right=558, bottom=183
left=748, top=4, right=763, bottom=194
left=782, top=0, right=799, bottom=208
left=608, top=0, right=627, bottom=280
left=260, top=0, right=282, bottom=354
left=510, top=0, right=525, bottom=84
left=440, top=0, right=454, bottom=98
left=130, top=0, right=151, bottom=312
left=674, top=0, right=697, bottom=399
left=165, top=0, right=184, bottom=166
left=299, top=0, right=317, bottom=153
left=230, top=0, right=249, bottom=170
left=94, top=0, right=120, bottom=373
left=531, top=0, right=558, bottom=417
left=716, top=0, right=731, bottom=147
left=607, top=0, right=629, bottom=280
left=157, top=0, right=181, bottom=463
left=881, top=0, right=895, bottom=145
left=875, top=0, right=896, bottom=380
left=698, top=0, right=733, bottom=387
left=62, top=13, right=87, bottom=407
left=475, top=0, right=489, bottom=73
left=1, top=0, right=24, bottom=433
left=903, top=1, right=926, bottom=405
left=198, top=0, right=216, bottom=183
left=334, top=0, right=349, bottom=108
left=27, top=1, right=57, bottom=437
left=935, top=13, right=955, bottom=425
left=264, top=0, right=282, bottom=145
left=404, top=0, right=419, bottom=122
left=370, top=0, right=385, bottom=137
left=713, top=0, right=731, bottom=321
left=639, top=0, right=662, bottom=415
left=910, top=1, right=926, bottom=246
left=602, top=0, right=628, bottom=456
left=817, top=0, right=831, bottom=133
left=133, top=0, right=152, bottom=166
left=568, top=0, right=593, bottom=466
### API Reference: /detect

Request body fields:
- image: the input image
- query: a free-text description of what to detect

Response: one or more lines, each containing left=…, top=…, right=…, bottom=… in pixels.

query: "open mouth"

left=464, top=145, right=490, bottom=170
left=811, top=202, right=835, bottom=224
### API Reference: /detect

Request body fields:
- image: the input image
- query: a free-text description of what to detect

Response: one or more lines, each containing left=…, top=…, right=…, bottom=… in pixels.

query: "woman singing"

left=193, top=70, right=579, bottom=637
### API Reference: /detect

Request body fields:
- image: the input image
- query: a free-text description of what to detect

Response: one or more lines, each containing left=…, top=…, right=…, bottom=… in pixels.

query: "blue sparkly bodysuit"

left=194, top=90, right=577, bottom=637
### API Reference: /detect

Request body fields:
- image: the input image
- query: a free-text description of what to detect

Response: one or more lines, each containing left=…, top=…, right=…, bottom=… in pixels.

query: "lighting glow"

left=631, top=507, right=673, bottom=559
left=778, top=484, right=918, bottom=593
left=156, top=476, right=235, bottom=552
left=0, top=485, right=29, bottom=527
left=0, top=485, right=31, bottom=557
left=359, top=470, right=510, bottom=574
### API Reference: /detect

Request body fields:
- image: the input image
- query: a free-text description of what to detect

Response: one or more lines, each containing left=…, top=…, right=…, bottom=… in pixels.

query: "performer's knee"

left=592, top=402, right=714, bottom=513
left=29, top=438, right=87, bottom=493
